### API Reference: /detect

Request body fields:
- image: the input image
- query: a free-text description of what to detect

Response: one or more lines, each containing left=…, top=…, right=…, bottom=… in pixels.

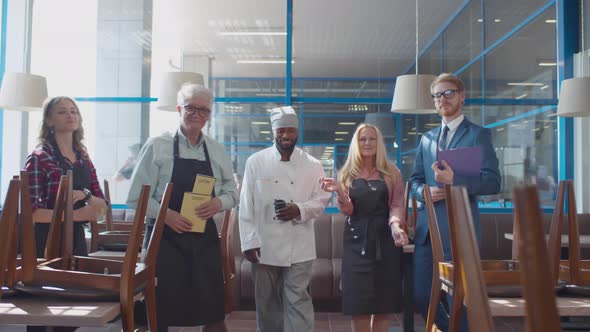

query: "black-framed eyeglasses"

left=183, top=105, right=211, bottom=116
left=431, top=89, right=460, bottom=101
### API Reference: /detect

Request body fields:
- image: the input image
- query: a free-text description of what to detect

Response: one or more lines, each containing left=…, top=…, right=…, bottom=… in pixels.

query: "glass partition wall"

left=7, top=0, right=562, bottom=208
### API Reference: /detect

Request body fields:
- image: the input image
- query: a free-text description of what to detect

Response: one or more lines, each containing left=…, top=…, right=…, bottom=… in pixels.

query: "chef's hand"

left=244, top=248, right=261, bottom=263
left=276, top=203, right=300, bottom=221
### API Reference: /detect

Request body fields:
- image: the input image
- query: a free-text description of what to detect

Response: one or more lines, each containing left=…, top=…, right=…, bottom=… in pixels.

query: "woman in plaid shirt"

left=24, top=96, right=107, bottom=259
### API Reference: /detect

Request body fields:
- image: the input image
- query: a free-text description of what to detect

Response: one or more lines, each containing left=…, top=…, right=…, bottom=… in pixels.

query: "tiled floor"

left=0, top=311, right=530, bottom=332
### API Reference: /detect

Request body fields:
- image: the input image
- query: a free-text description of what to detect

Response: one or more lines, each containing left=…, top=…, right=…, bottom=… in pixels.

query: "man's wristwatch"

left=82, top=188, right=92, bottom=202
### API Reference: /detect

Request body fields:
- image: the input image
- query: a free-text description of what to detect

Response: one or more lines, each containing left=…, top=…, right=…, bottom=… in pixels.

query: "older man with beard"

left=239, top=106, right=330, bottom=332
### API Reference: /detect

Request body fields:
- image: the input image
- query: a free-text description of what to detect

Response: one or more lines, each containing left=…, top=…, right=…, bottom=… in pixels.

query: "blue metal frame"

left=285, top=0, right=293, bottom=106
left=483, top=105, right=557, bottom=128
left=0, top=0, right=8, bottom=194
left=7, top=0, right=569, bottom=213
left=455, top=0, right=556, bottom=76
left=401, top=0, right=472, bottom=76
left=556, top=0, right=576, bottom=181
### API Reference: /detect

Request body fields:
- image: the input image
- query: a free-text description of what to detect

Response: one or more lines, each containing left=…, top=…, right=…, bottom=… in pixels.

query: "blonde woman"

left=320, top=123, right=408, bottom=332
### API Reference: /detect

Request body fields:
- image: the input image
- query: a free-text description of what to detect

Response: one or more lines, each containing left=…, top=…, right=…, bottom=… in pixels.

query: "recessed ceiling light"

left=237, top=59, right=294, bottom=64
left=515, top=94, right=528, bottom=100
left=545, top=19, right=557, bottom=23
left=251, top=121, right=270, bottom=125
left=540, top=85, right=550, bottom=90
left=335, top=138, right=344, bottom=141
left=260, top=131, right=271, bottom=134
left=338, top=122, right=357, bottom=125
left=507, top=82, right=544, bottom=86
left=494, top=18, right=501, bottom=23
left=219, top=31, right=287, bottom=36
left=538, top=62, right=557, bottom=67
left=334, top=131, right=349, bottom=135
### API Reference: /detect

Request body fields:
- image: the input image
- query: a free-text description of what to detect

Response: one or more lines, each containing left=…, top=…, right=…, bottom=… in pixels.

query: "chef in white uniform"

left=239, top=106, right=330, bottom=332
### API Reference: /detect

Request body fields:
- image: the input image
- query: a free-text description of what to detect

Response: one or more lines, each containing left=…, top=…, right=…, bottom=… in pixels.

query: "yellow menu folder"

left=180, top=192, right=211, bottom=233
left=193, top=174, right=216, bottom=195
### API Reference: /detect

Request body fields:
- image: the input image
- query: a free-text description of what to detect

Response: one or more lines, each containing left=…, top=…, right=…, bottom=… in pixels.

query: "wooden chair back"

left=566, top=180, right=582, bottom=284
left=423, top=184, right=445, bottom=332
left=0, top=179, right=20, bottom=299
left=44, top=174, right=68, bottom=260
left=513, top=184, right=561, bottom=332
left=220, top=208, right=236, bottom=313
left=104, top=179, right=114, bottom=231
left=403, top=182, right=417, bottom=238
left=444, top=185, right=468, bottom=332
left=446, top=185, right=494, bottom=332
left=19, top=171, right=37, bottom=283
left=547, top=180, right=566, bottom=286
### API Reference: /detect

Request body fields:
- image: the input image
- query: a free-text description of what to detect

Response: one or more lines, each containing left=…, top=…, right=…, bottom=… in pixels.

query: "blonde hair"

left=338, top=123, right=399, bottom=189
left=430, top=73, right=465, bottom=93
left=38, top=96, right=87, bottom=156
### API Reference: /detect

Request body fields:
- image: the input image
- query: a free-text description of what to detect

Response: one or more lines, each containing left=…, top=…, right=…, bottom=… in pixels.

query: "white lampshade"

left=156, top=72, right=204, bottom=112
left=364, top=113, right=395, bottom=138
left=556, top=77, right=590, bottom=117
left=391, top=74, right=437, bottom=114
left=0, top=72, right=48, bottom=112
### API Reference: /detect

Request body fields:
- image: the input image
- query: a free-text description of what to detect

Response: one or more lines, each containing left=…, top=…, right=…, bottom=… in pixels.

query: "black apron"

left=145, top=133, right=224, bottom=331
left=341, top=178, right=403, bottom=315
left=34, top=142, right=91, bottom=258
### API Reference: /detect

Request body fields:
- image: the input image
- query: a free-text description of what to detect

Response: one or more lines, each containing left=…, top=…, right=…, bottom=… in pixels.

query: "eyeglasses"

left=431, top=89, right=460, bottom=101
left=183, top=105, right=211, bottom=116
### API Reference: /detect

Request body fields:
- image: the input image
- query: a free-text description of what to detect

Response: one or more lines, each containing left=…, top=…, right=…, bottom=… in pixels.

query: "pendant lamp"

left=557, top=0, right=590, bottom=117
left=0, top=72, right=48, bottom=112
left=156, top=72, right=204, bottom=112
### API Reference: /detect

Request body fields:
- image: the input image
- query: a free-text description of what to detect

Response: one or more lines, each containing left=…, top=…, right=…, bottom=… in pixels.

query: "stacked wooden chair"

left=89, top=179, right=141, bottom=252
left=403, top=181, right=417, bottom=239
left=0, top=179, right=21, bottom=299
left=557, top=180, right=590, bottom=291
left=0, top=172, right=41, bottom=298
left=218, top=207, right=238, bottom=314
left=17, top=171, right=173, bottom=332
left=427, top=182, right=566, bottom=331
left=442, top=185, right=560, bottom=332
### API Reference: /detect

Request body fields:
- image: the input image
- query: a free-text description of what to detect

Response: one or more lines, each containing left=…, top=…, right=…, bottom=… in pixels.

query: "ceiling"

left=152, top=0, right=467, bottom=78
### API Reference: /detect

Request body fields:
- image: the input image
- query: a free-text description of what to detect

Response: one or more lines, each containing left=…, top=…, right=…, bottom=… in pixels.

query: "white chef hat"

left=270, top=106, right=299, bottom=131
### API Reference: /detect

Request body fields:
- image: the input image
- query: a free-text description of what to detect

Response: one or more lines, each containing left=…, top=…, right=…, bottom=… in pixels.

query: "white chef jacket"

left=239, top=145, right=330, bottom=267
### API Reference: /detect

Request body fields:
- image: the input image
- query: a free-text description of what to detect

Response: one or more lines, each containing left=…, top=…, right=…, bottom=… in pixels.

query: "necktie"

left=439, top=125, right=450, bottom=151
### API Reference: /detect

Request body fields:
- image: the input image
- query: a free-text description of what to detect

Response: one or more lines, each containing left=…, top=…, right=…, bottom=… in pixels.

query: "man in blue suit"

left=410, top=73, right=501, bottom=331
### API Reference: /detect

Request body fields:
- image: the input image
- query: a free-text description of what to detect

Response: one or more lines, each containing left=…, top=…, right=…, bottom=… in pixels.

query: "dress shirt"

left=126, top=129, right=238, bottom=218
left=440, top=114, right=464, bottom=149
left=239, top=145, right=331, bottom=267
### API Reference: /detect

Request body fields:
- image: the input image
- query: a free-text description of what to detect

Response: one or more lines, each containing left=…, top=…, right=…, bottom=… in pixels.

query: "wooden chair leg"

left=448, top=282, right=464, bottom=332
left=145, top=279, right=158, bottom=332
left=120, top=297, right=135, bottom=332
left=426, top=278, right=442, bottom=332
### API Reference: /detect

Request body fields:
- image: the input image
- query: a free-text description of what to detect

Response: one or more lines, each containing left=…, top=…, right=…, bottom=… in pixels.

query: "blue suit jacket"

left=409, top=117, right=501, bottom=259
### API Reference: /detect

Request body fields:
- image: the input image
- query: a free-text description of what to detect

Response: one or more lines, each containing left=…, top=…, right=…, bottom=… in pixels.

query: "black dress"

left=341, top=177, right=403, bottom=315
left=143, top=133, right=225, bottom=332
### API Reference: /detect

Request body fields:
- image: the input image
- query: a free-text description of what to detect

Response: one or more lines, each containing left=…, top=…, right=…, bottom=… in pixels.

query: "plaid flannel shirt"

left=23, top=143, right=104, bottom=210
